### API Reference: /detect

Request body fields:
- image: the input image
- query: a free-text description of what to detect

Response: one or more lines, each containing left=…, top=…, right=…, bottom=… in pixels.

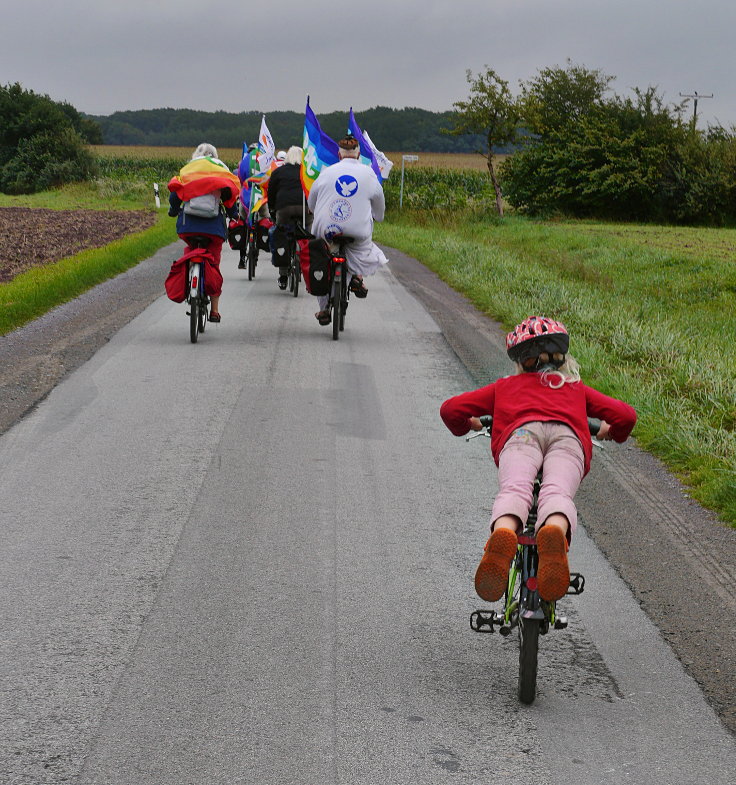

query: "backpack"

left=183, top=190, right=221, bottom=218
left=297, top=237, right=332, bottom=296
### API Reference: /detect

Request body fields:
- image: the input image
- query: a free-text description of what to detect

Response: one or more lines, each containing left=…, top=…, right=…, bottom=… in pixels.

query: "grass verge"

left=375, top=210, right=736, bottom=527
left=0, top=210, right=172, bottom=336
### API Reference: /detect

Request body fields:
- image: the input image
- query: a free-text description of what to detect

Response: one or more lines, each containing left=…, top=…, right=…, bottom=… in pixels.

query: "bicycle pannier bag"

left=271, top=224, right=290, bottom=267
left=227, top=218, right=246, bottom=250
left=183, top=190, right=221, bottom=218
left=257, top=217, right=274, bottom=252
left=297, top=237, right=332, bottom=296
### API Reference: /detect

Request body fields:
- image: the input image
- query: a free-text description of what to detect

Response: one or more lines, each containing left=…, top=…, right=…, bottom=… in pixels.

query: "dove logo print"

left=335, top=174, right=359, bottom=198
left=329, top=199, right=352, bottom=222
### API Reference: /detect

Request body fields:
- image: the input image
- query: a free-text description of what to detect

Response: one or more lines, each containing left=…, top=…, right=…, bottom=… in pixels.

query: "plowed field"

left=0, top=207, right=156, bottom=283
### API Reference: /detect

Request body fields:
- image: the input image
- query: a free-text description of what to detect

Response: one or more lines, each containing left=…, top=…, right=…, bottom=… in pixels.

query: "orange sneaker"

left=474, top=528, right=518, bottom=602
left=536, top=525, right=570, bottom=601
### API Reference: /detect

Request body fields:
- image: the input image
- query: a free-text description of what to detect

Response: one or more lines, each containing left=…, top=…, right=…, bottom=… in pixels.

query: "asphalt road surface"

left=1, top=242, right=734, bottom=784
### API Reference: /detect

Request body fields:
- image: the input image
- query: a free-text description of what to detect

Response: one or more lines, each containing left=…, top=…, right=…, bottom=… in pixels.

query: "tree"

left=445, top=67, right=520, bottom=215
left=520, top=59, right=614, bottom=137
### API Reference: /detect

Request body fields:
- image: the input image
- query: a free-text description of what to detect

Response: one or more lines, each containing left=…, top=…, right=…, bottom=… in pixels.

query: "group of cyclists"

left=168, top=138, right=638, bottom=609
left=168, top=135, right=386, bottom=326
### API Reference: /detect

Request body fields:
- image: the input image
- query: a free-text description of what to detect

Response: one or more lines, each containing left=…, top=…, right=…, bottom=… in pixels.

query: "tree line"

left=446, top=61, right=736, bottom=225
left=88, top=106, right=492, bottom=154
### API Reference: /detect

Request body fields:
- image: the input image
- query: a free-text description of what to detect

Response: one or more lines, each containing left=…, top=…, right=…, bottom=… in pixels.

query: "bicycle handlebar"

left=467, top=415, right=603, bottom=441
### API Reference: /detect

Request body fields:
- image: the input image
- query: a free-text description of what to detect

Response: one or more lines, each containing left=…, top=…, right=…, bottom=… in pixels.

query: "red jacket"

left=440, top=372, right=636, bottom=475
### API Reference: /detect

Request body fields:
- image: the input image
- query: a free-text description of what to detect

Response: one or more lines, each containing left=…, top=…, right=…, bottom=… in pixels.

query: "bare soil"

left=0, top=207, right=156, bottom=283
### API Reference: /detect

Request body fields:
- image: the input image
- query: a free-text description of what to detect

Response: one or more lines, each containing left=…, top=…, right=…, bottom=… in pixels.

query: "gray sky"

left=3, top=0, right=734, bottom=133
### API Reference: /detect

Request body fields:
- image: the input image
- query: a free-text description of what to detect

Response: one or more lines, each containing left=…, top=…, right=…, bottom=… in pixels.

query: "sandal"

left=315, top=310, right=331, bottom=326
left=349, top=275, right=368, bottom=298
left=208, top=311, right=221, bottom=323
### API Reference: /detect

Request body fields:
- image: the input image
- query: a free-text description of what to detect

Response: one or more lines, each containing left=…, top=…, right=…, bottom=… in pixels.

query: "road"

left=0, top=243, right=734, bottom=784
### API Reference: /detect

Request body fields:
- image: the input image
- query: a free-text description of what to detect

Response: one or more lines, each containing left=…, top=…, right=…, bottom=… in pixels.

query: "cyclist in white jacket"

left=307, top=135, right=387, bottom=324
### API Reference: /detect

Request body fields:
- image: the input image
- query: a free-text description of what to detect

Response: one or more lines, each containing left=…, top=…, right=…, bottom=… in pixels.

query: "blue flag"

left=349, top=107, right=383, bottom=182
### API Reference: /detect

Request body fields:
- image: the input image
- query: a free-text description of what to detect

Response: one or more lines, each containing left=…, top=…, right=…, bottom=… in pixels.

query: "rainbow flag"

left=301, top=97, right=339, bottom=196
left=168, top=157, right=241, bottom=207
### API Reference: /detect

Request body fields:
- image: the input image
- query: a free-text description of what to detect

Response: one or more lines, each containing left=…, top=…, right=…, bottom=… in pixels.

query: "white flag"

left=257, top=115, right=275, bottom=173
left=363, top=130, right=394, bottom=179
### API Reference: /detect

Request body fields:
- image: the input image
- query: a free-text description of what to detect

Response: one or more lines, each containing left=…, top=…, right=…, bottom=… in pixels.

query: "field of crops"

left=90, top=145, right=500, bottom=172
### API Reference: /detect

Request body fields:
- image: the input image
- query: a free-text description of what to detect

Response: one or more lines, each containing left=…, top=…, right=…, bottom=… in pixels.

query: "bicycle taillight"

left=191, top=275, right=198, bottom=288
left=333, top=256, right=346, bottom=264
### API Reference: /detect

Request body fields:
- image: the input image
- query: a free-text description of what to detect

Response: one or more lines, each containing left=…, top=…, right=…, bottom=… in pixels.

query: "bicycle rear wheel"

left=517, top=617, right=540, bottom=704
left=248, top=231, right=257, bottom=280
left=189, top=298, right=199, bottom=343
left=290, top=245, right=300, bottom=298
left=331, top=269, right=342, bottom=341
left=339, top=276, right=347, bottom=332
left=198, top=298, right=207, bottom=333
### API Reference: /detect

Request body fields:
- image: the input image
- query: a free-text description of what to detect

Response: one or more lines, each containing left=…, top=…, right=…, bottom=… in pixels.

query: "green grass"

left=375, top=210, right=736, bottom=527
left=0, top=177, right=174, bottom=335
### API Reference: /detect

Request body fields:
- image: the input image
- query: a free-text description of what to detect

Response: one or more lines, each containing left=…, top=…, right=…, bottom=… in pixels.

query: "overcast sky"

left=3, top=0, right=734, bottom=136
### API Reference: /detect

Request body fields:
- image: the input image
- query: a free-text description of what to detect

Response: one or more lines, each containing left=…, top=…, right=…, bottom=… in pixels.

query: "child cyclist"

left=440, top=316, right=636, bottom=603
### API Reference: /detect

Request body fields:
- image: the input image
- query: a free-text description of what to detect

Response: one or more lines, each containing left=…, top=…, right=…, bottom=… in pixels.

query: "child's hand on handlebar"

left=468, top=417, right=485, bottom=431
left=596, top=420, right=613, bottom=440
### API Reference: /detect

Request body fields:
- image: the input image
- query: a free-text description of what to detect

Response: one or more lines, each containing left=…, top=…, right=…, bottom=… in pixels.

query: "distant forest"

left=87, top=106, right=511, bottom=153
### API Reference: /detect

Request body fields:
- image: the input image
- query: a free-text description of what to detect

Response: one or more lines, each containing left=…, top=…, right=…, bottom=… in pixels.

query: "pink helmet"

left=506, top=316, right=569, bottom=363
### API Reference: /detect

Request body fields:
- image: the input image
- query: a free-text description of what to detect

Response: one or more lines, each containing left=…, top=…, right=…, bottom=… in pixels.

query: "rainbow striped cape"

left=168, top=157, right=241, bottom=207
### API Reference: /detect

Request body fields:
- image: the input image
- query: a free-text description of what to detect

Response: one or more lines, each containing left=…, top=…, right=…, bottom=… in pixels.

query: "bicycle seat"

left=186, top=235, right=212, bottom=249
left=333, top=234, right=356, bottom=245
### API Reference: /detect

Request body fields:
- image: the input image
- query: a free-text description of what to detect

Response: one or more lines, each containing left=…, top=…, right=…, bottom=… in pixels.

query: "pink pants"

left=490, top=421, right=585, bottom=540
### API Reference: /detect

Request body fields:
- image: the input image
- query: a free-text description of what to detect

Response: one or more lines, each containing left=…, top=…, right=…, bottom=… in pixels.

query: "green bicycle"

left=468, top=414, right=599, bottom=704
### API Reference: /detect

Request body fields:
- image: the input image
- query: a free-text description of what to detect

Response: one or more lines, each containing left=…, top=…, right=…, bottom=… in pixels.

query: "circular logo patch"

left=335, top=174, right=359, bottom=198
left=329, top=199, right=352, bottom=222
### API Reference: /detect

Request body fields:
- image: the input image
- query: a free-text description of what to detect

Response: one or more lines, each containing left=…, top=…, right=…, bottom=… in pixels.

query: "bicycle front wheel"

left=189, top=299, right=199, bottom=343
left=517, top=617, right=540, bottom=704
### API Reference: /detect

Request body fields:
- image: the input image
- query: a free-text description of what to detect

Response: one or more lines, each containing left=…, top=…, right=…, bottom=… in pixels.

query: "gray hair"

left=285, top=145, right=303, bottom=165
left=192, top=143, right=218, bottom=160
left=338, top=146, right=360, bottom=160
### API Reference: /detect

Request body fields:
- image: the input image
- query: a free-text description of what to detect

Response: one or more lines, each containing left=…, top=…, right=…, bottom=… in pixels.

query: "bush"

left=1, top=127, right=98, bottom=194
left=0, top=82, right=102, bottom=194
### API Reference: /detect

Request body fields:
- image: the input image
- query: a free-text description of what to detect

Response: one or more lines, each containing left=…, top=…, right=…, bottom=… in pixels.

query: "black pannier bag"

left=297, top=237, right=332, bottom=296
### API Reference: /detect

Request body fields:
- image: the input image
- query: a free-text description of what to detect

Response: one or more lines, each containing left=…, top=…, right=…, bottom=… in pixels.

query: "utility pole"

left=679, top=91, right=713, bottom=130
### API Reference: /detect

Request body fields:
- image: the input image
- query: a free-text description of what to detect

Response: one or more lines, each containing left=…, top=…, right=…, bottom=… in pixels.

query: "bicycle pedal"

left=470, top=609, right=502, bottom=633
left=567, top=572, right=585, bottom=595
left=554, top=616, right=568, bottom=630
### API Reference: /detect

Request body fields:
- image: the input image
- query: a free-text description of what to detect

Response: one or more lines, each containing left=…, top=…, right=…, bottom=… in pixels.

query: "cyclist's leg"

left=475, top=427, right=543, bottom=602
left=535, top=424, right=585, bottom=600
left=315, top=293, right=330, bottom=324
